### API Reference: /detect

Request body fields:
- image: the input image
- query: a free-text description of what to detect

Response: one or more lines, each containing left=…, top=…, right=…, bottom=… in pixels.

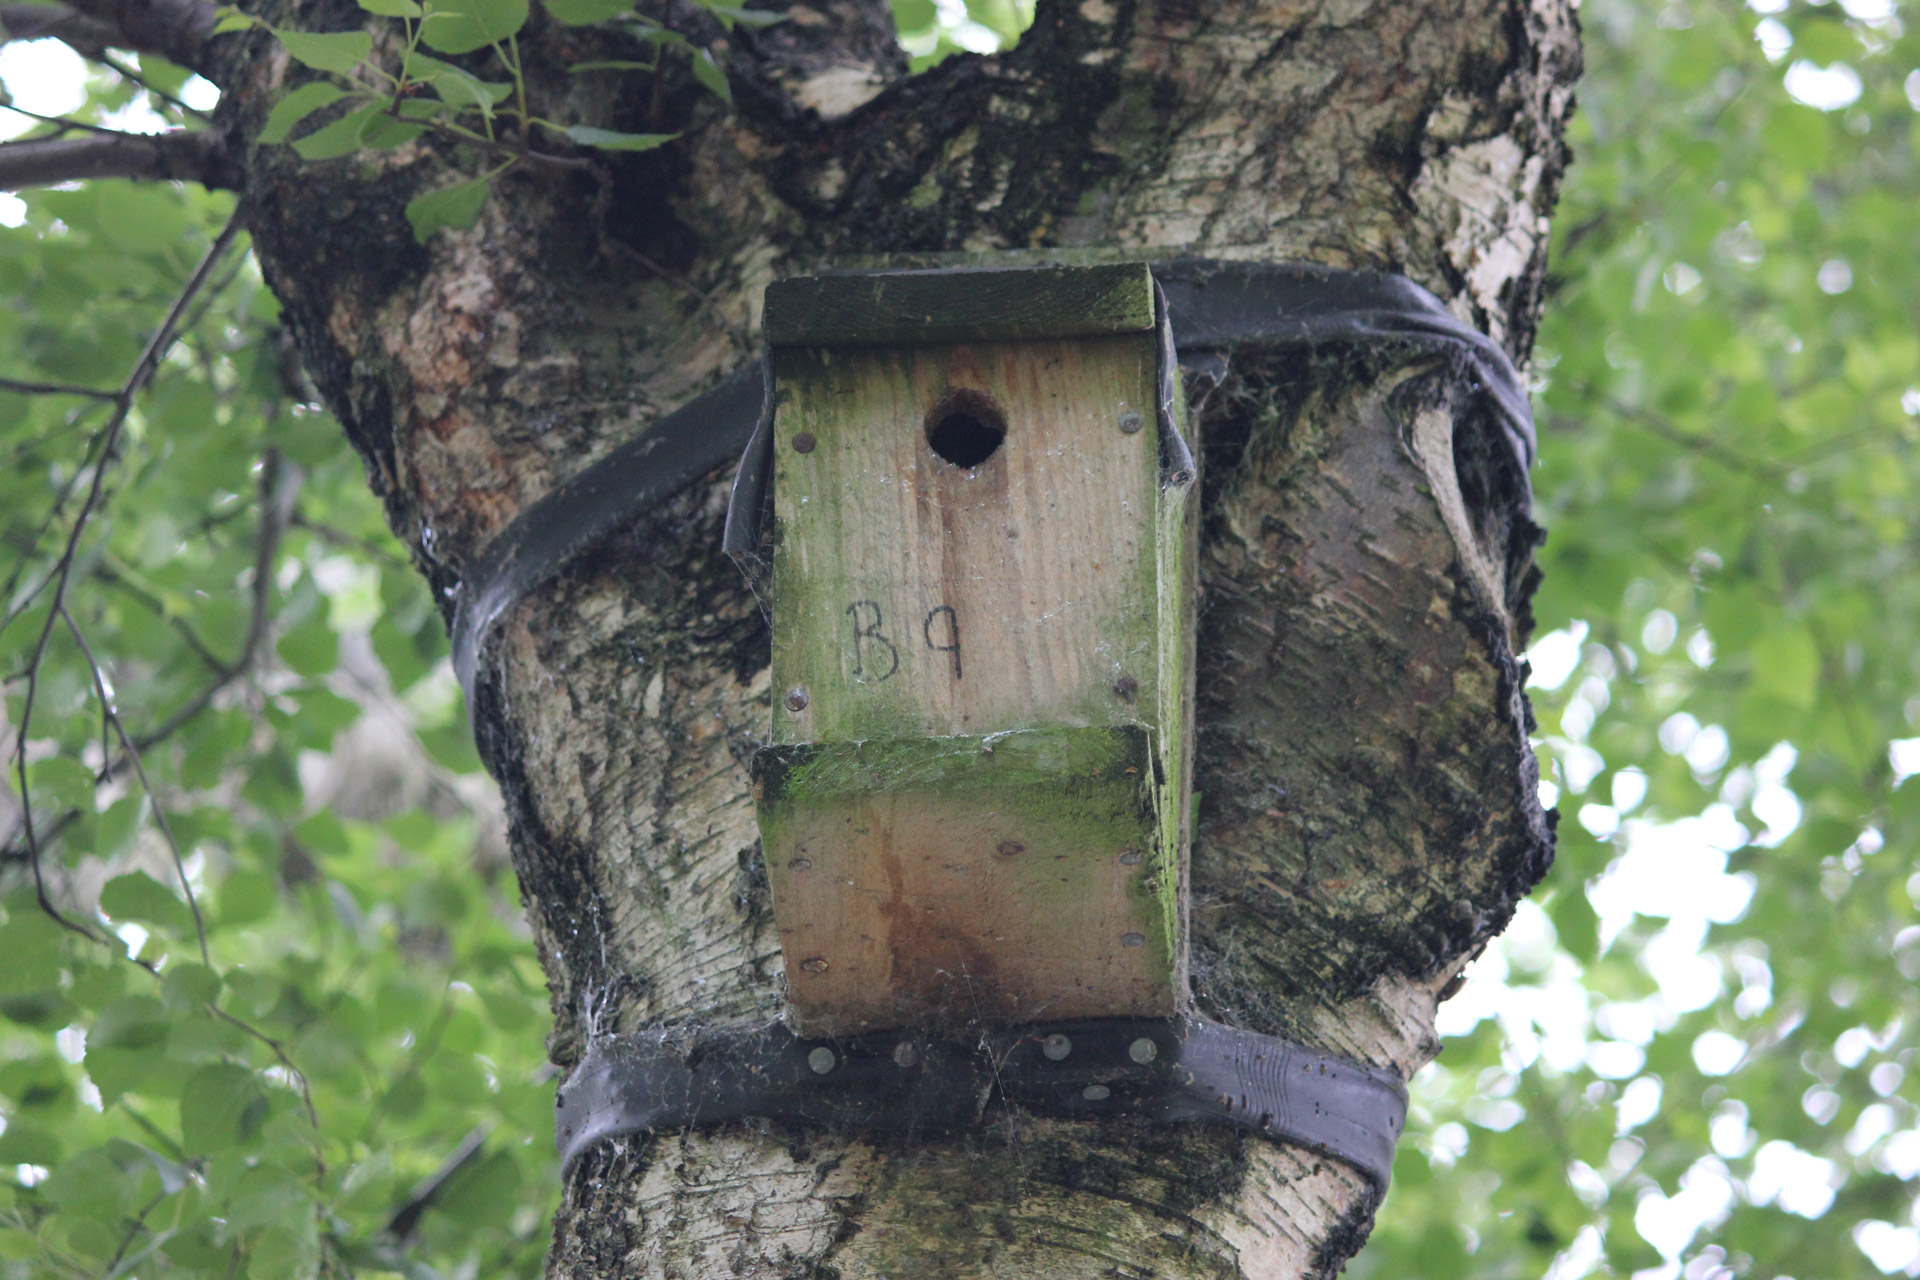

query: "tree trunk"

left=212, top=0, right=1581, bottom=1272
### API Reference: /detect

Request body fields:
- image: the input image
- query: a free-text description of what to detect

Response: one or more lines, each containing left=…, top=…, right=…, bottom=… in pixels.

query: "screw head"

left=1082, top=1084, right=1111, bottom=1100
left=788, top=857, right=812, bottom=871
left=807, top=1046, right=836, bottom=1074
left=892, top=1041, right=920, bottom=1068
left=1118, top=411, right=1145, bottom=434
left=785, top=687, right=810, bottom=712
left=1118, top=849, right=1144, bottom=866
left=1129, top=1037, right=1158, bottom=1064
left=799, top=957, right=830, bottom=973
left=1121, top=932, right=1146, bottom=948
left=1042, top=1033, right=1072, bottom=1061
left=792, top=432, right=817, bottom=453
left=995, top=840, right=1025, bottom=858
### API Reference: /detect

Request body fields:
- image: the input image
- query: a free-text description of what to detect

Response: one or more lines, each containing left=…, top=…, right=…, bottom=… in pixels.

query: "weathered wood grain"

left=763, top=262, right=1156, bottom=347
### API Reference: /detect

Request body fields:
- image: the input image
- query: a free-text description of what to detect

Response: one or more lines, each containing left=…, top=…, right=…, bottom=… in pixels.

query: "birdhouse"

left=751, top=263, right=1197, bottom=1038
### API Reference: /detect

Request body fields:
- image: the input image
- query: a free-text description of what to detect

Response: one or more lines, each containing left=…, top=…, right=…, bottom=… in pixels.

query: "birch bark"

left=214, top=0, right=1581, bottom=1271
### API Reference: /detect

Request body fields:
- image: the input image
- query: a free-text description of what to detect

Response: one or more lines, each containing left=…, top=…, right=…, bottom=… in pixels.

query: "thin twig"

left=103, top=1188, right=169, bottom=1274
left=385, top=1124, right=491, bottom=1239
left=99, top=50, right=209, bottom=120
left=132, top=448, right=295, bottom=752
left=117, top=1100, right=190, bottom=1162
left=0, top=101, right=128, bottom=136
left=608, top=240, right=752, bottom=352
left=93, top=558, right=230, bottom=672
left=11, top=211, right=242, bottom=939
left=0, top=375, right=117, bottom=400
left=289, top=511, right=410, bottom=570
left=60, top=602, right=211, bottom=965
left=1558, top=381, right=1788, bottom=480
left=0, top=427, right=106, bottom=630
left=209, top=1005, right=322, bottom=1141
left=1, top=409, right=101, bottom=468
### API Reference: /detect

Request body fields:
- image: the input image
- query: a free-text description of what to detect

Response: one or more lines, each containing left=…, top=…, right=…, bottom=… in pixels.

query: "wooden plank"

left=769, top=334, right=1162, bottom=742
left=755, top=730, right=1176, bottom=1036
left=764, top=263, right=1155, bottom=348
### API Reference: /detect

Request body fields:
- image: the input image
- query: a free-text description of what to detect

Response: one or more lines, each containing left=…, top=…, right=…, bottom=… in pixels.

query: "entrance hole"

left=926, top=391, right=1007, bottom=469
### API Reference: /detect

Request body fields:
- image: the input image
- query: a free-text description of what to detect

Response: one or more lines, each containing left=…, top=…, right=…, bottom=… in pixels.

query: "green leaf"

left=435, top=1149, right=523, bottom=1227
left=249, top=1224, right=318, bottom=1280
left=289, top=103, right=382, bottom=160
left=1750, top=623, right=1819, bottom=708
left=271, top=27, right=374, bottom=76
left=211, top=6, right=258, bottom=31
left=407, top=52, right=513, bottom=113
left=0, top=1119, right=62, bottom=1165
left=98, top=871, right=195, bottom=936
left=276, top=612, right=339, bottom=676
left=259, top=82, right=350, bottom=145
left=420, top=0, right=529, bottom=54
left=359, top=112, right=427, bottom=149
left=543, top=0, right=634, bottom=23
left=567, top=59, right=657, bottom=73
left=179, top=1062, right=266, bottom=1154
left=293, top=809, right=349, bottom=857
left=28, top=756, right=97, bottom=815
left=359, top=0, right=424, bottom=14
left=162, top=963, right=222, bottom=1010
left=218, top=869, right=279, bottom=926
left=562, top=124, right=678, bottom=151
left=0, top=906, right=69, bottom=997
left=404, top=176, right=493, bottom=242
left=691, top=46, right=730, bottom=104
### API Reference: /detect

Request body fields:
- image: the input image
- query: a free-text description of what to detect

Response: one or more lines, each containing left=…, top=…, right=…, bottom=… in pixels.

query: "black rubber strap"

left=450, top=360, right=769, bottom=700
left=450, top=259, right=1534, bottom=720
left=555, top=1016, right=1408, bottom=1189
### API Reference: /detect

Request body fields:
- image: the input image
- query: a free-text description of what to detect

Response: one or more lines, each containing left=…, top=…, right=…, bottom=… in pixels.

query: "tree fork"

left=214, top=0, right=1580, bottom=1272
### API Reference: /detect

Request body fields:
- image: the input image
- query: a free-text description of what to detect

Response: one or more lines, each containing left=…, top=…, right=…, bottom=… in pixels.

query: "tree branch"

left=0, top=3, right=123, bottom=54
left=57, top=0, right=220, bottom=78
left=0, top=126, right=238, bottom=191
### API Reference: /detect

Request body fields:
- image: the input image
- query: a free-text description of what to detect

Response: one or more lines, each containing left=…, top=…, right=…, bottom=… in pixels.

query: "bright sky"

left=0, top=40, right=221, bottom=226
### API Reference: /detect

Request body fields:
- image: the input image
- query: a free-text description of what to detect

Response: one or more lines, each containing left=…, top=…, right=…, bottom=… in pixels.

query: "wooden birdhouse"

left=751, top=263, right=1197, bottom=1037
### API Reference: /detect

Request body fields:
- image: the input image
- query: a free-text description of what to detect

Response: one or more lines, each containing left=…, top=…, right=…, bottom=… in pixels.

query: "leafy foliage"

left=0, top=157, right=551, bottom=1277
left=224, top=0, right=769, bottom=241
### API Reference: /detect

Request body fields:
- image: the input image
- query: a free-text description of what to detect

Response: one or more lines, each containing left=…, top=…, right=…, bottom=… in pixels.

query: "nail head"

left=1129, top=1037, right=1158, bottom=1064
left=792, top=432, right=816, bottom=453
left=807, top=1047, right=836, bottom=1074
left=1118, top=412, right=1144, bottom=434
left=1121, top=932, right=1146, bottom=948
left=785, top=687, right=810, bottom=712
left=1042, top=1033, right=1072, bottom=1061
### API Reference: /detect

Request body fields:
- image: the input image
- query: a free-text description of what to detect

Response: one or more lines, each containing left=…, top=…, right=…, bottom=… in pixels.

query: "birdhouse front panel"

left=769, top=335, right=1161, bottom=742
left=752, top=264, right=1195, bottom=1037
